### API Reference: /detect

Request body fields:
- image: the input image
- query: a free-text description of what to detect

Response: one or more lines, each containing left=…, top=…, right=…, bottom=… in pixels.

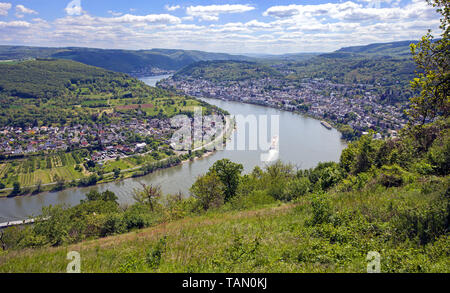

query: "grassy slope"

left=1, top=178, right=448, bottom=273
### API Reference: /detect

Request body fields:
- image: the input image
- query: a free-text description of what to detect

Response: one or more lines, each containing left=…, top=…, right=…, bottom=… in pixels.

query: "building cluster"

left=160, top=77, right=408, bottom=136
left=0, top=118, right=174, bottom=159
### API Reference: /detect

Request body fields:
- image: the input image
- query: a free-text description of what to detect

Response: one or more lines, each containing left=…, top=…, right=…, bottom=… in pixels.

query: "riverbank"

left=0, top=115, right=235, bottom=199
left=0, top=94, right=345, bottom=224
left=193, top=95, right=354, bottom=144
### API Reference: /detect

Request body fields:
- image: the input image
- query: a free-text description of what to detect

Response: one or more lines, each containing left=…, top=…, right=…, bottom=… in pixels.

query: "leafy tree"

left=85, top=190, right=118, bottom=204
left=409, top=0, right=450, bottom=124
left=209, top=159, right=243, bottom=202
left=340, top=125, right=356, bottom=141
left=427, top=130, right=450, bottom=175
left=34, top=179, right=42, bottom=194
left=53, top=175, right=65, bottom=191
left=33, top=205, right=71, bottom=246
left=190, top=171, right=225, bottom=210
left=113, top=168, right=121, bottom=178
left=133, top=184, right=162, bottom=211
left=354, top=135, right=376, bottom=174
left=11, top=182, right=20, bottom=195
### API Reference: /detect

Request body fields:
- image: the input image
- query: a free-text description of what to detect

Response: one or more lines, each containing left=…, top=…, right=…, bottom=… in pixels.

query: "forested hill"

left=0, top=46, right=252, bottom=74
left=0, top=59, right=211, bottom=127
left=333, top=40, right=418, bottom=56
left=0, top=58, right=131, bottom=100
left=169, top=40, right=418, bottom=103
left=173, top=60, right=283, bottom=82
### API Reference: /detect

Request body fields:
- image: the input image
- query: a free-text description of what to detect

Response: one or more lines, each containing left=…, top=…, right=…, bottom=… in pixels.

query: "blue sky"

left=0, top=0, right=442, bottom=54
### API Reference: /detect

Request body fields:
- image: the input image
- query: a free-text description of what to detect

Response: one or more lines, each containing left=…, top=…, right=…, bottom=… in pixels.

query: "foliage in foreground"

left=0, top=120, right=448, bottom=272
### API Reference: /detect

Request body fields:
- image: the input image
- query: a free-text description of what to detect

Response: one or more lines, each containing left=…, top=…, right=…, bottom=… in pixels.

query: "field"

left=102, top=151, right=168, bottom=173
left=0, top=153, right=84, bottom=188
left=0, top=148, right=174, bottom=195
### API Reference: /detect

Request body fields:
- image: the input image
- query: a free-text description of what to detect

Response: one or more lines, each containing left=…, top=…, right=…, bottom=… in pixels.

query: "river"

left=0, top=76, right=346, bottom=222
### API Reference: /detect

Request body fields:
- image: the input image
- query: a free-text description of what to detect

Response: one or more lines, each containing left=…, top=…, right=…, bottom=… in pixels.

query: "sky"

left=0, top=0, right=443, bottom=54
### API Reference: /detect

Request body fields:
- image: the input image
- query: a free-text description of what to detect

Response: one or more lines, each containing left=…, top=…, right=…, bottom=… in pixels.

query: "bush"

left=283, top=177, right=311, bottom=200
left=393, top=191, right=449, bottom=245
left=378, top=165, right=407, bottom=188
left=33, top=205, right=71, bottom=246
left=413, top=161, right=434, bottom=175
left=146, top=236, right=167, bottom=269
left=308, top=194, right=332, bottom=226
left=228, top=190, right=276, bottom=210
left=101, top=213, right=127, bottom=236
left=267, top=179, right=287, bottom=201
left=190, top=171, right=225, bottom=211
left=123, top=205, right=157, bottom=230
left=427, top=132, right=450, bottom=175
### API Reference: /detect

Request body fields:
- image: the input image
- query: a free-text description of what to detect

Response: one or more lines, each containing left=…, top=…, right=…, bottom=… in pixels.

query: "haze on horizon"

left=0, top=0, right=442, bottom=55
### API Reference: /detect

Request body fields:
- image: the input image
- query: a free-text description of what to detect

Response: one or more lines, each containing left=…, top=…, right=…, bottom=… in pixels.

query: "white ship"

left=270, top=136, right=279, bottom=150
left=261, top=136, right=279, bottom=162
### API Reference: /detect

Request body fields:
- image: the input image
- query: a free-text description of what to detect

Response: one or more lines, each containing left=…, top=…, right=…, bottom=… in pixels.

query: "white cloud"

left=103, top=13, right=181, bottom=24
left=0, top=2, right=11, bottom=16
left=263, top=5, right=301, bottom=18
left=263, top=1, right=435, bottom=23
left=16, top=4, right=37, bottom=15
left=108, top=10, right=123, bottom=17
left=186, top=4, right=255, bottom=21
left=15, top=4, right=38, bottom=18
left=0, top=20, right=30, bottom=28
left=165, top=5, right=180, bottom=12
left=0, top=1, right=442, bottom=54
left=55, top=13, right=181, bottom=26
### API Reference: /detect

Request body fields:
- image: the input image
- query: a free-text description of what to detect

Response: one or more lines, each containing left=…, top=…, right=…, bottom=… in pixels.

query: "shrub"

left=393, top=191, right=449, bottom=245
left=123, top=205, right=157, bottom=230
left=378, top=165, right=407, bottom=188
left=267, top=179, right=288, bottom=201
left=228, top=190, right=276, bottom=210
left=101, top=213, right=127, bottom=236
left=308, top=194, right=332, bottom=226
left=427, top=132, right=450, bottom=175
left=283, top=177, right=311, bottom=200
left=146, top=236, right=167, bottom=269
left=413, top=161, right=434, bottom=175
left=190, top=171, right=225, bottom=211
left=32, top=205, right=71, bottom=246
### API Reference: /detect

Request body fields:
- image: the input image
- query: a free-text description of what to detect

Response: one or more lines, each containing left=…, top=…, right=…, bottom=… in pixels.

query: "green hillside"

left=335, top=40, right=418, bottom=56
left=0, top=59, right=222, bottom=193
left=174, top=60, right=283, bottom=82
left=0, top=46, right=252, bottom=74
left=169, top=41, right=418, bottom=103
left=0, top=59, right=209, bottom=127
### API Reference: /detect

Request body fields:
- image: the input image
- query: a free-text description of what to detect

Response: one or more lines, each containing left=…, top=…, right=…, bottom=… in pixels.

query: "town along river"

left=0, top=76, right=346, bottom=222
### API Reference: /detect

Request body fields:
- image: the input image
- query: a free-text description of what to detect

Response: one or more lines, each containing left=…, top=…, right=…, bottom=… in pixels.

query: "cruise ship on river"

left=261, top=136, right=279, bottom=163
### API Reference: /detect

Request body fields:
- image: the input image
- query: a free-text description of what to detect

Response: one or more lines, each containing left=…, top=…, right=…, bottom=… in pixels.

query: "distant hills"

left=174, top=60, right=283, bottom=82
left=251, top=40, right=417, bottom=61
left=0, top=40, right=417, bottom=75
left=0, top=46, right=252, bottom=75
left=335, top=40, right=418, bottom=56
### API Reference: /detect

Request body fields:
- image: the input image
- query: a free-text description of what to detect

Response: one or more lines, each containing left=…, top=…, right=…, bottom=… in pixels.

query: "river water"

left=0, top=76, right=346, bottom=222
